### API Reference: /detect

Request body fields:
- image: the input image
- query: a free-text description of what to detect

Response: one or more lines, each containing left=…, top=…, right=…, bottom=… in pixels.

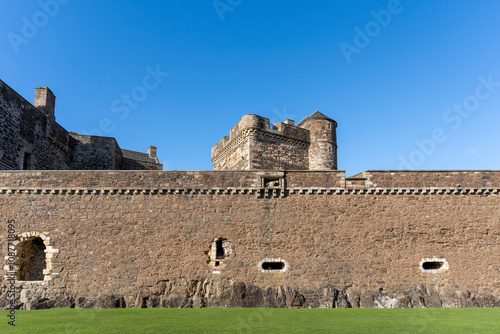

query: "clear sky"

left=1, top=1, right=499, bottom=175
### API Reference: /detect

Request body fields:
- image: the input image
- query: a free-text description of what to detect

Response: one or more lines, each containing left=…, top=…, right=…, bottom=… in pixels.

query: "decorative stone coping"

left=0, top=187, right=498, bottom=199
left=287, top=187, right=499, bottom=195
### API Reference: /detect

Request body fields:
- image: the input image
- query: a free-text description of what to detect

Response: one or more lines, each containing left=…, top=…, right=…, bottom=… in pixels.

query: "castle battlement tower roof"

left=297, top=110, right=336, bottom=126
left=211, top=111, right=338, bottom=171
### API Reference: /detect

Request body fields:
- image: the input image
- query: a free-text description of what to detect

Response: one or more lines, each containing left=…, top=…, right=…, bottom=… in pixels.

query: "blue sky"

left=1, top=0, right=499, bottom=175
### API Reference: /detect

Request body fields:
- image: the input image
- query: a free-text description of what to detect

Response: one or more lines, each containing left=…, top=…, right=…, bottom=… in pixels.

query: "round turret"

left=239, top=114, right=262, bottom=129
left=297, top=111, right=337, bottom=170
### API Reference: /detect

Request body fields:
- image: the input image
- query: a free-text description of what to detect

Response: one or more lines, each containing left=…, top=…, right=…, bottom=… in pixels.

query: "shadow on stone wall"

left=1, top=279, right=498, bottom=310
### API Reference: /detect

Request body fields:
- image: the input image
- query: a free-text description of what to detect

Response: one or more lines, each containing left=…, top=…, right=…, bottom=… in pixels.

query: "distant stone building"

left=0, top=79, right=162, bottom=170
left=211, top=112, right=338, bottom=170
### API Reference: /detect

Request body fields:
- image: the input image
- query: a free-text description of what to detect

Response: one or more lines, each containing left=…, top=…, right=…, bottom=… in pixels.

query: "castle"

left=0, top=79, right=162, bottom=171
left=211, top=112, right=337, bottom=171
left=0, top=79, right=499, bottom=310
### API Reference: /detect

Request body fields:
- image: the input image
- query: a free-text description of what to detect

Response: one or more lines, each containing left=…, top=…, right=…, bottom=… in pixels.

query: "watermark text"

left=7, top=0, right=71, bottom=54
left=6, top=219, right=17, bottom=326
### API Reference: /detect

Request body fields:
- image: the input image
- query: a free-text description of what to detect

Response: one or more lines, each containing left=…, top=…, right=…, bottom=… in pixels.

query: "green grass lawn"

left=2, top=307, right=499, bottom=334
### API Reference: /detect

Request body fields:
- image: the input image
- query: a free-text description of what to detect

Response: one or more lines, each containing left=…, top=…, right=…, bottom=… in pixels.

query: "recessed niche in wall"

left=8, top=232, right=59, bottom=282
left=257, top=172, right=284, bottom=188
left=206, top=238, right=233, bottom=268
left=419, top=257, right=449, bottom=273
left=263, top=178, right=280, bottom=188
left=18, top=236, right=45, bottom=280
left=259, top=258, right=289, bottom=273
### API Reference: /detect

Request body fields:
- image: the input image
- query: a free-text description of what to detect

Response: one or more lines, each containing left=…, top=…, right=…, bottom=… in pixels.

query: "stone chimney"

left=284, top=119, right=295, bottom=126
left=34, top=87, right=56, bottom=121
left=148, top=146, right=157, bottom=158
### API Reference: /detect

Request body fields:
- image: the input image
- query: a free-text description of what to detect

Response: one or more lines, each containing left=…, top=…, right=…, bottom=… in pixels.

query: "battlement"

left=2, top=170, right=497, bottom=192
left=212, top=115, right=309, bottom=158
left=211, top=112, right=337, bottom=171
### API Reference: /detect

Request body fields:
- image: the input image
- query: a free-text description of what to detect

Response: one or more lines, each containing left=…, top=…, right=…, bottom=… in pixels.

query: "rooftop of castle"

left=0, top=79, right=162, bottom=171
left=297, top=111, right=336, bottom=127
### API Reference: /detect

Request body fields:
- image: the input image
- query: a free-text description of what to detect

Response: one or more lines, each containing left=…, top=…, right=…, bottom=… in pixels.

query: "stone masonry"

left=0, top=77, right=498, bottom=310
left=211, top=112, right=338, bottom=171
left=0, top=170, right=498, bottom=309
left=0, top=79, right=162, bottom=171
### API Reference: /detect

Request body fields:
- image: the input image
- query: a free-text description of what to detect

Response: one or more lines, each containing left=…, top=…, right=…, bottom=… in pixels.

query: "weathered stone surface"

left=1, top=277, right=500, bottom=310
left=211, top=112, right=337, bottom=171
left=0, top=77, right=499, bottom=311
left=76, top=297, right=97, bottom=309
left=53, top=297, right=74, bottom=309
left=0, top=79, right=162, bottom=171
left=0, top=169, right=499, bottom=309
left=95, top=296, right=126, bottom=309
left=26, top=298, right=56, bottom=310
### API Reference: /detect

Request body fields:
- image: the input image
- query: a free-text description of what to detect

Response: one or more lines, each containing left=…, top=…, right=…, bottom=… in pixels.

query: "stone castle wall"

left=0, top=79, right=162, bottom=171
left=351, top=170, right=500, bottom=188
left=212, top=115, right=312, bottom=170
left=211, top=135, right=251, bottom=170
left=0, top=170, right=498, bottom=309
left=0, top=80, right=71, bottom=170
left=248, top=130, right=309, bottom=170
left=69, top=134, right=123, bottom=170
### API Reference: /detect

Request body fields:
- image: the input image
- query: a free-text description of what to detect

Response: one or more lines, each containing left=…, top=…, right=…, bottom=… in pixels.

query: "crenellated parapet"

left=211, top=112, right=337, bottom=171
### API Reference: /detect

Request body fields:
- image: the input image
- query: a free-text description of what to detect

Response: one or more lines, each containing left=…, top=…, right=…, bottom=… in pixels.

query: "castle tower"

left=297, top=111, right=337, bottom=170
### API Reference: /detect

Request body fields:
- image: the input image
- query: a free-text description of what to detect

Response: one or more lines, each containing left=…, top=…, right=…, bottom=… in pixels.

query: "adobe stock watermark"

left=340, top=0, right=409, bottom=64
left=7, top=0, right=71, bottom=54
left=398, top=74, right=499, bottom=170
left=6, top=219, right=17, bottom=326
left=269, top=106, right=296, bottom=126
left=64, top=308, right=97, bottom=334
left=236, top=307, right=277, bottom=334
left=213, top=0, right=243, bottom=22
left=81, top=65, right=169, bottom=137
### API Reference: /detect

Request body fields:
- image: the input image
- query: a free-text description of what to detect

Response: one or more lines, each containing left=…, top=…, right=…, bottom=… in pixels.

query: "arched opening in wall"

left=9, top=232, right=59, bottom=282
left=419, top=258, right=449, bottom=273
left=259, top=258, right=289, bottom=273
left=18, top=237, right=46, bottom=281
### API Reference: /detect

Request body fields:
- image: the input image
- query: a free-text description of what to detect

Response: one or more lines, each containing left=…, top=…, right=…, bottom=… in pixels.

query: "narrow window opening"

left=422, top=261, right=444, bottom=270
left=327, top=122, right=331, bottom=130
left=19, top=237, right=46, bottom=281
left=262, top=262, right=285, bottom=270
left=259, top=258, right=289, bottom=273
left=215, top=239, right=224, bottom=259
left=23, top=152, right=33, bottom=170
left=420, top=257, right=449, bottom=273
left=207, top=238, right=233, bottom=269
